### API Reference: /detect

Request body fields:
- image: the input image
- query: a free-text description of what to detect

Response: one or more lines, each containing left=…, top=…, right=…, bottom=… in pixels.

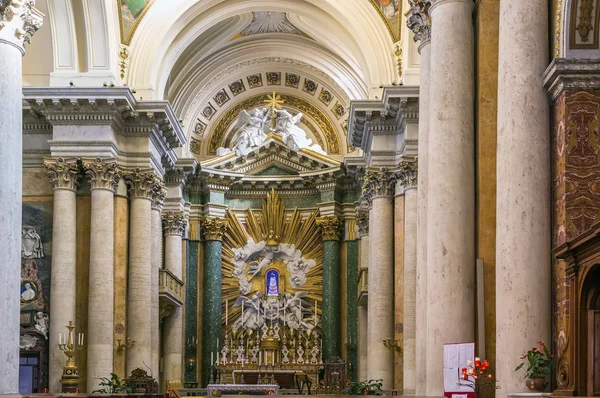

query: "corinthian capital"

left=152, top=181, right=167, bottom=211
left=356, top=210, right=369, bottom=236
left=82, top=158, right=121, bottom=191
left=362, top=168, right=397, bottom=203
left=200, top=217, right=228, bottom=241
left=397, top=161, right=418, bottom=188
left=44, top=157, right=81, bottom=190
left=162, top=210, right=187, bottom=236
left=0, top=0, right=43, bottom=54
left=124, top=168, right=158, bottom=199
left=406, top=0, right=431, bottom=43
left=317, top=216, right=343, bottom=241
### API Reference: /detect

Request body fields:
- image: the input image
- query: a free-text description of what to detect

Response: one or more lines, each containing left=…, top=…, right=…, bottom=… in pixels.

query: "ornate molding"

left=44, top=157, right=81, bottom=190
left=362, top=168, right=397, bottom=203
left=356, top=211, right=369, bottom=236
left=317, top=216, right=343, bottom=241
left=124, top=168, right=158, bottom=199
left=200, top=217, right=228, bottom=241
left=81, top=157, right=122, bottom=191
left=397, top=161, right=418, bottom=187
left=406, top=0, right=431, bottom=43
left=0, top=0, right=43, bottom=54
left=151, top=181, right=167, bottom=211
left=162, top=210, right=187, bottom=236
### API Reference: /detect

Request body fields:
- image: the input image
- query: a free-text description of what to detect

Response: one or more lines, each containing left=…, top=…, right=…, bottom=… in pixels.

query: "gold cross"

left=264, top=91, right=284, bottom=117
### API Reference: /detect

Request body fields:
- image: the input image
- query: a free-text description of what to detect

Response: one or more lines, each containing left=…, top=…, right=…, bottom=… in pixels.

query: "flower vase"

left=526, top=377, right=547, bottom=392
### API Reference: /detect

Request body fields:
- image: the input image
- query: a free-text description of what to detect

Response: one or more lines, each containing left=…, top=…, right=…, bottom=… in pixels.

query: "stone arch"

left=558, top=0, right=600, bottom=58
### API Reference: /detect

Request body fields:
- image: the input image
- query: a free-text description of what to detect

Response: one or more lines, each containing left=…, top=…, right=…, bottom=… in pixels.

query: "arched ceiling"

left=24, top=0, right=410, bottom=162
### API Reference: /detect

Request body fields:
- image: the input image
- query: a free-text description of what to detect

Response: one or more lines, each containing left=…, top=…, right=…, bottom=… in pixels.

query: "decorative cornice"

left=152, top=180, right=167, bottom=211
left=44, top=157, right=80, bottom=191
left=543, top=58, right=600, bottom=100
left=396, top=160, right=418, bottom=187
left=0, top=0, right=43, bottom=54
left=199, top=217, right=229, bottom=242
left=362, top=168, right=397, bottom=203
left=317, top=216, right=343, bottom=241
left=356, top=210, right=369, bottom=236
left=162, top=210, right=187, bottom=236
left=406, top=0, right=431, bottom=43
left=81, top=157, right=122, bottom=191
left=124, top=168, right=158, bottom=199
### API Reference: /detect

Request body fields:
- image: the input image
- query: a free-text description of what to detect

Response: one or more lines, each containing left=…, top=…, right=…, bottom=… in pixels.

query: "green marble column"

left=185, top=240, right=199, bottom=383
left=200, top=218, right=228, bottom=387
left=317, top=216, right=343, bottom=361
left=346, top=239, right=359, bottom=382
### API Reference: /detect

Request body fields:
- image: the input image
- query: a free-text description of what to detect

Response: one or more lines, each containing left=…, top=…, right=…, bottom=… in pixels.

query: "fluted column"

left=317, top=216, right=343, bottom=360
left=44, top=158, right=80, bottom=392
left=356, top=211, right=369, bottom=382
left=406, top=1, right=432, bottom=394
left=496, top=1, right=550, bottom=396
left=200, top=218, right=228, bottom=386
left=426, top=0, right=475, bottom=395
left=363, top=169, right=396, bottom=389
left=125, top=169, right=158, bottom=373
left=162, top=211, right=187, bottom=384
left=0, top=2, right=42, bottom=393
left=151, top=184, right=166, bottom=383
left=83, top=158, right=121, bottom=391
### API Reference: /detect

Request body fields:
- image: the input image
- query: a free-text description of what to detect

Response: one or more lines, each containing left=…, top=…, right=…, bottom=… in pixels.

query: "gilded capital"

left=397, top=161, right=418, bottom=188
left=45, top=157, right=81, bottom=190
left=162, top=210, right=187, bottom=236
left=82, top=158, right=121, bottom=191
left=200, top=217, right=228, bottom=241
left=356, top=211, right=369, bottom=236
left=362, top=168, right=397, bottom=203
left=152, top=180, right=167, bottom=210
left=0, top=0, right=43, bottom=54
left=124, top=168, right=158, bottom=199
left=406, top=0, right=431, bottom=43
left=317, top=216, right=343, bottom=241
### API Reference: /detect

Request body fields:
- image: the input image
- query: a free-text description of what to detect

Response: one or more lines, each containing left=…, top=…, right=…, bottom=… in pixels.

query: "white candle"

left=81, top=333, right=84, bottom=346
left=59, top=333, right=62, bottom=345
left=314, top=301, right=317, bottom=324
left=242, top=358, right=244, bottom=369
left=259, top=352, right=262, bottom=366
left=242, top=301, right=245, bottom=327
left=217, top=338, right=220, bottom=351
left=283, top=305, right=286, bottom=327
left=211, top=352, right=214, bottom=366
left=226, top=300, right=229, bottom=326
left=272, top=351, right=274, bottom=366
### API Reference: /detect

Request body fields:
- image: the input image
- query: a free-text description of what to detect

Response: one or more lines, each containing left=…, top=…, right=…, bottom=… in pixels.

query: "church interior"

left=1, top=0, right=600, bottom=397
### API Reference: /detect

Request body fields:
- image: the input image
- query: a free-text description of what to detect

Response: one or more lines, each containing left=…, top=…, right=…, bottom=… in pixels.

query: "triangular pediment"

left=251, top=164, right=300, bottom=176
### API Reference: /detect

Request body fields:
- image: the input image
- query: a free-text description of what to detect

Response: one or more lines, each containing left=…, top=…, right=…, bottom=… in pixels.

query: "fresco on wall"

left=119, top=0, right=155, bottom=45
left=20, top=200, right=53, bottom=392
left=369, top=0, right=401, bottom=42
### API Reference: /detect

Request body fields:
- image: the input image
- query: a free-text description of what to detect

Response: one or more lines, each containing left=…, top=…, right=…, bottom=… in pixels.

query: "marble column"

left=200, top=218, right=227, bottom=387
left=426, top=0, right=475, bottom=395
left=83, top=158, right=121, bottom=391
left=356, top=212, right=369, bottom=383
left=317, top=216, right=343, bottom=360
left=0, top=2, right=42, bottom=393
left=125, top=169, right=158, bottom=373
left=151, top=183, right=166, bottom=382
left=162, top=211, right=187, bottom=385
left=406, top=1, right=432, bottom=394
left=496, top=1, right=550, bottom=396
left=44, top=158, right=80, bottom=392
left=363, top=169, right=396, bottom=389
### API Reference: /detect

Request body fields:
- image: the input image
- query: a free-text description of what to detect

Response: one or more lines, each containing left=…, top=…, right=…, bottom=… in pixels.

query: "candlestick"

left=226, top=299, right=229, bottom=326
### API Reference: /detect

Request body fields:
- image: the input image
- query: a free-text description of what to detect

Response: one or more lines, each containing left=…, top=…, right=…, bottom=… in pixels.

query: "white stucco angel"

left=218, top=107, right=270, bottom=157
left=282, top=291, right=316, bottom=331
left=34, top=311, right=49, bottom=340
left=273, top=109, right=326, bottom=155
left=233, top=293, right=263, bottom=330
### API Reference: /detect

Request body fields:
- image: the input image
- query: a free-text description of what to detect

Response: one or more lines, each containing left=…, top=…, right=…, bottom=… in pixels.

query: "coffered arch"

left=557, top=0, right=600, bottom=58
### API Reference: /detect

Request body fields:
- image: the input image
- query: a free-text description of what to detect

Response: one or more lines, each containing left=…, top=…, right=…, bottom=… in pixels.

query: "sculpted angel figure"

left=282, top=291, right=315, bottom=331
left=233, top=293, right=263, bottom=330
left=21, top=227, right=44, bottom=259
left=34, top=311, right=49, bottom=340
left=273, top=109, right=326, bottom=155
left=218, top=108, right=269, bottom=157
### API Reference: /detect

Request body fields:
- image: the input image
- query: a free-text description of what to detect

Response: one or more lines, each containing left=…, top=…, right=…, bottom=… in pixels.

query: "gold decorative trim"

left=117, top=0, right=157, bottom=46
left=207, top=93, right=341, bottom=155
left=368, top=0, right=402, bottom=43
left=200, top=217, right=229, bottom=241
left=555, top=0, right=564, bottom=57
left=317, top=216, right=344, bottom=241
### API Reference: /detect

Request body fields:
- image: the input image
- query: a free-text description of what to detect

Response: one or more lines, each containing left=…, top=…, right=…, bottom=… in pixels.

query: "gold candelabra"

left=116, top=338, right=135, bottom=353
left=58, top=321, right=84, bottom=393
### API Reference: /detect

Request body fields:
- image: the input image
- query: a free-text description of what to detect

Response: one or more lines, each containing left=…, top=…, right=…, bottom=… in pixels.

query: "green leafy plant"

left=342, top=379, right=383, bottom=395
left=515, top=341, right=555, bottom=379
left=92, top=373, right=133, bottom=394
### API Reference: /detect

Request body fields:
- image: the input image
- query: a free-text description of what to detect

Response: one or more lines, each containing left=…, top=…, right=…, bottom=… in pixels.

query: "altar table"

left=206, top=383, right=279, bottom=396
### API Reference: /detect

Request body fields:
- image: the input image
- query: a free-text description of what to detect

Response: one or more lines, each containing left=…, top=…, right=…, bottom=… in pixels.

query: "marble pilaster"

left=403, top=185, right=418, bottom=394
left=426, top=0, right=475, bottom=395
left=357, top=212, right=369, bottom=382
left=363, top=169, right=396, bottom=389
left=346, top=238, right=359, bottom=382
left=125, top=169, right=158, bottom=373
left=83, top=158, right=121, bottom=391
left=496, top=1, right=550, bottom=396
left=0, top=1, right=42, bottom=393
left=200, top=218, right=227, bottom=386
left=162, top=211, right=187, bottom=386
left=151, top=183, right=166, bottom=382
left=394, top=192, right=404, bottom=391
left=317, top=216, right=343, bottom=360
left=44, top=158, right=80, bottom=392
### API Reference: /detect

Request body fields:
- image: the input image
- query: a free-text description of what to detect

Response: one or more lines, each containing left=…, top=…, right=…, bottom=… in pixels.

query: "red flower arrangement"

left=515, top=341, right=554, bottom=379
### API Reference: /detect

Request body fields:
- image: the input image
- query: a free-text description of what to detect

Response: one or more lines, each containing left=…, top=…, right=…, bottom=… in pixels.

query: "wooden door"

left=589, top=310, right=600, bottom=395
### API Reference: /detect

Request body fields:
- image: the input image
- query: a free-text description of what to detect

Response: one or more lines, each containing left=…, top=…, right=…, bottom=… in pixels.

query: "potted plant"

left=342, top=379, right=383, bottom=395
left=92, top=373, right=133, bottom=394
left=514, top=341, right=555, bottom=392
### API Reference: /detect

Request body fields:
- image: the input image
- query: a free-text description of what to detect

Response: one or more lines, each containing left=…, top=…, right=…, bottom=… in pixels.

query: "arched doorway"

left=581, top=265, right=600, bottom=396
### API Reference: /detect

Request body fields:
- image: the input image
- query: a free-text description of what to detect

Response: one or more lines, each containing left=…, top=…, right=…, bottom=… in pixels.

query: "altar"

left=207, top=383, right=279, bottom=396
